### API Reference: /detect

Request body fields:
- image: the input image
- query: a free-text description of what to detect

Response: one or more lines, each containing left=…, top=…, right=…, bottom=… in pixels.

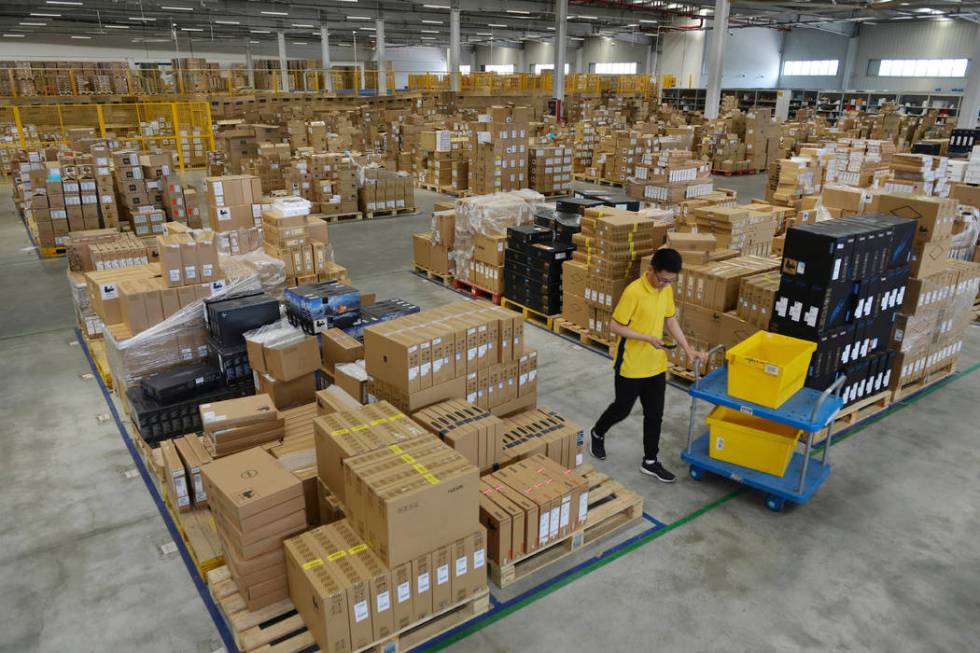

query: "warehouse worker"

left=590, top=248, right=708, bottom=483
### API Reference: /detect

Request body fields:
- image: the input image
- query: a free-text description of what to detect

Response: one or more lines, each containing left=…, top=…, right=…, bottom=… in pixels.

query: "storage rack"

left=661, top=86, right=971, bottom=122
left=681, top=346, right=845, bottom=512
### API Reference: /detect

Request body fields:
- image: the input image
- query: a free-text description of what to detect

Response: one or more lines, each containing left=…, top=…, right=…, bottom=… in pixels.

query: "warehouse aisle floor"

left=2, top=173, right=979, bottom=652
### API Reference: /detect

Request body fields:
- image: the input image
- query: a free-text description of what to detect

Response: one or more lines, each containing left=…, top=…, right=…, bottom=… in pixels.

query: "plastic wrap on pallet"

left=104, top=251, right=286, bottom=399
left=453, top=190, right=544, bottom=281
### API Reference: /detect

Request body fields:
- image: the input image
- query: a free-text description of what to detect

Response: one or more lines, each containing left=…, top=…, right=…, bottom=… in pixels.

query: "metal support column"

left=703, top=0, right=730, bottom=119
left=245, top=41, right=255, bottom=88
left=277, top=31, right=289, bottom=92
left=320, top=25, right=334, bottom=93
left=553, top=0, right=568, bottom=105
left=450, top=7, right=461, bottom=92
left=957, top=25, right=980, bottom=128
left=376, top=18, right=387, bottom=95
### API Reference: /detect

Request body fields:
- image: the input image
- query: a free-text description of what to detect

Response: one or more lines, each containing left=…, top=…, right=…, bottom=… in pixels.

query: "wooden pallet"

left=890, top=362, right=957, bottom=403
left=668, top=365, right=696, bottom=383
left=207, top=565, right=490, bottom=653
left=832, top=390, right=891, bottom=430
left=711, top=169, right=760, bottom=176
left=319, top=211, right=364, bottom=223
left=411, top=264, right=454, bottom=286
left=364, top=207, right=419, bottom=220
left=500, top=297, right=560, bottom=330
left=452, top=278, right=502, bottom=304
left=539, top=191, right=573, bottom=199
left=573, top=174, right=622, bottom=188
left=86, top=335, right=113, bottom=390
left=39, top=246, right=67, bottom=258
left=417, top=183, right=470, bottom=198
left=489, top=468, right=644, bottom=589
left=551, top=317, right=616, bottom=357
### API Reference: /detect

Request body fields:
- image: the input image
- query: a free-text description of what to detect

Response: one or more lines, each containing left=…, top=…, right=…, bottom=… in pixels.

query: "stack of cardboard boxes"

left=363, top=302, right=536, bottom=416
left=203, top=448, right=307, bottom=610
left=411, top=399, right=505, bottom=473
left=261, top=199, right=337, bottom=287
left=205, top=174, right=264, bottom=232
left=412, top=204, right=455, bottom=277
left=479, top=454, right=588, bottom=567
left=527, top=145, right=573, bottom=196
left=693, top=205, right=779, bottom=257
left=246, top=324, right=321, bottom=410
left=743, top=108, right=779, bottom=172
left=306, top=153, right=359, bottom=218
left=625, top=150, right=714, bottom=207
left=359, top=169, right=415, bottom=215
left=200, top=394, right=286, bottom=458
left=468, top=106, right=530, bottom=195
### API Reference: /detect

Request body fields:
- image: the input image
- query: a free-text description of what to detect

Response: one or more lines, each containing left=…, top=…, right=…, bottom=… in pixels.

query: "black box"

left=771, top=276, right=857, bottom=339
left=127, top=380, right=252, bottom=445
left=556, top=197, right=604, bottom=215
left=507, top=224, right=553, bottom=248
left=205, top=292, right=280, bottom=348
left=141, top=361, right=223, bottom=404
left=208, top=337, right=251, bottom=383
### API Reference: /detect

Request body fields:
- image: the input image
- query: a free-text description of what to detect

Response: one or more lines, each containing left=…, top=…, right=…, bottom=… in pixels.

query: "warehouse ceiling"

left=0, top=0, right=979, bottom=50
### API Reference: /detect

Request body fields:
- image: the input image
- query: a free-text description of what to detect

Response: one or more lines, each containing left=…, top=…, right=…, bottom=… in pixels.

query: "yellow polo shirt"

left=611, top=275, right=676, bottom=378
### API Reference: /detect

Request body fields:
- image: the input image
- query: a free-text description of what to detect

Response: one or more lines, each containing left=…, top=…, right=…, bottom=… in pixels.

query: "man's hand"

left=688, top=349, right=709, bottom=365
left=646, top=335, right=665, bottom=349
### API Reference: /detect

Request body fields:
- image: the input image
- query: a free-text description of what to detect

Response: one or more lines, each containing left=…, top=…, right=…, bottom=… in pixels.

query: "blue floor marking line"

left=75, top=329, right=241, bottom=653
left=17, top=210, right=41, bottom=259
left=413, top=519, right=666, bottom=652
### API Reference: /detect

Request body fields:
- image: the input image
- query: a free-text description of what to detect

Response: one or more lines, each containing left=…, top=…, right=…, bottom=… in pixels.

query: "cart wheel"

left=689, top=466, right=703, bottom=481
left=765, top=495, right=785, bottom=512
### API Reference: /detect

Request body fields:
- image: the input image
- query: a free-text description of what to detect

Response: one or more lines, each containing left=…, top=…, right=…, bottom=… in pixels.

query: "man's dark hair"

left=651, top=248, right=682, bottom=274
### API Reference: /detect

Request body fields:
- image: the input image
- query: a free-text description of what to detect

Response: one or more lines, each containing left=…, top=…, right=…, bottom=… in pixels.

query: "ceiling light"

left=421, top=19, right=443, bottom=24
left=250, top=29, right=270, bottom=33
left=423, top=4, right=450, bottom=8
left=639, top=19, right=658, bottom=23
left=336, top=42, right=352, bottom=46
left=292, top=23, right=314, bottom=28
left=30, top=12, right=61, bottom=17
left=293, top=41, right=307, bottom=44
left=104, top=24, right=130, bottom=29
left=666, top=3, right=680, bottom=8
left=160, top=5, right=193, bottom=11
left=335, top=0, right=358, bottom=3
left=579, top=15, right=598, bottom=20
left=45, top=0, right=83, bottom=4
left=421, top=37, right=436, bottom=40
left=625, top=24, right=639, bottom=27
left=20, top=22, right=48, bottom=26
left=181, top=27, right=203, bottom=31
left=3, top=34, right=26, bottom=37
left=488, top=23, right=507, bottom=27
left=71, top=35, right=91, bottom=39
left=129, top=17, right=156, bottom=21
left=546, top=26, right=555, bottom=30
left=360, top=27, right=375, bottom=30
left=421, top=29, right=439, bottom=33
left=570, top=36, right=584, bottom=40
left=214, top=20, right=240, bottom=25
left=348, top=16, right=371, bottom=21
left=260, top=11, right=288, bottom=16
left=506, top=9, right=531, bottom=14
left=249, top=39, right=260, bottom=43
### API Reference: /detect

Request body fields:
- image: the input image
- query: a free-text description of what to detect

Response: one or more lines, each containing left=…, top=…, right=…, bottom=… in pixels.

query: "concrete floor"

left=1, top=173, right=978, bottom=652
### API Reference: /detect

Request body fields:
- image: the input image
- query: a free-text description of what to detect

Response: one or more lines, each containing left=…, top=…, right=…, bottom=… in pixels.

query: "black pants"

left=594, top=373, right=666, bottom=462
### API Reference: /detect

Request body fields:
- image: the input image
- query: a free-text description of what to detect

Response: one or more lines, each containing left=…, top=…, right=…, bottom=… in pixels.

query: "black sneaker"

left=641, top=460, right=676, bottom=483
left=589, top=428, right=606, bottom=460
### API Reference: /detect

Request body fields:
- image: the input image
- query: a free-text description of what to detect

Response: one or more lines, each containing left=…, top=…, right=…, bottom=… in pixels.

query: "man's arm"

left=665, top=315, right=707, bottom=363
left=610, top=319, right=664, bottom=348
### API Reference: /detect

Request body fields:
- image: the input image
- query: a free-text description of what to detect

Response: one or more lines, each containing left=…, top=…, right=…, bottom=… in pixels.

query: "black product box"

left=849, top=214, right=917, bottom=271
left=505, top=257, right=564, bottom=284
left=807, top=325, right=853, bottom=384
left=507, top=224, right=553, bottom=248
left=853, top=274, right=884, bottom=321
left=141, top=361, right=223, bottom=404
left=596, top=193, right=640, bottom=211
left=204, top=292, right=280, bottom=348
left=127, top=380, right=252, bottom=445
left=504, top=292, right=562, bottom=316
left=556, top=198, right=604, bottom=215
left=505, top=241, right=575, bottom=265
left=781, top=221, right=861, bottom=285
left=771, top=276, right=857, bottom=339
left=208, top=337, right=251, bottom=383
left=869, top=311, right=897, bottom=352
left=504, top=269, right=562, bottom=295
left=286, top=303, right=360, bottom=336
left=285, top=281, right=360, bottom=320
left=361, top=298, right=420, bottom=322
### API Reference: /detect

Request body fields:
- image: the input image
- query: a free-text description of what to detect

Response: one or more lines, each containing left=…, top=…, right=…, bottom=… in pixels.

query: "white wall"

left=581, top=36, right=650, bottom=72
left=709, top=27, right=783, bottom=88
left=659, top=30, right=705, bottom=87
left=778, top=28, right=850, bottom=90
left=523, top=41, right=578, bottom=74
left=849, top=19, right=978, bottom=92
left=473, top=44, right=521, bottom=70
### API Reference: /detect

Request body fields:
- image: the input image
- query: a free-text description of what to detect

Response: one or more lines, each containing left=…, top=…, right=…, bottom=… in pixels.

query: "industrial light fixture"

left=3, top=33, right=26, bottom=37
left=546, top=26, right=555, bottom=30
left=506, top=9, right=530, bottom=14
left=639, top=19, right=657, bottom=23
left=20, top=22, right=48, bottom=26
left=347, top=16, right=372, bottom=21
left=579, top=15, right=598, bottom=20
left=421, top=19, right=443, bottom=24
left=249, top=39, right=260, bottom=43
left=250, top=29, right=270, bottom=33
left=293, top=41, right=307, bottom=44
left=104, top=24, right=130, bottom=29
left=129, top=17, right=156, bottom=21
left=214, top=20, right=240, bottom=25
left=421, top=29, right=439, bottom=33
left=46, top=1, right=83, bottom=5
left=30, top=12, right=61, bottom=17
left=292, top=23, right=314, bottom=28
left=360, top=26, right=376, bottom=30
left=421, top=36, right=436, bottom=40
left=423, top=4, right=450, bottom=8
left=160, top=5, right=193, bottom=11
left=569, top=36, right=584, bottom=40
left=71, top=35, right=91, bottom=39
left=488, top=23, right=507, bottom=27
left=335, top=0, right=358, bottom=3
left=260, top=11, right=288, bottom=16
left=181, top=27, right=203, bottom=31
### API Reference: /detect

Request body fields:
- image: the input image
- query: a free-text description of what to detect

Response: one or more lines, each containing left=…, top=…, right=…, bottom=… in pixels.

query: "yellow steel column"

left=8, top=69, right=16, bottom=98
left=204, top=101, right=216, bottom=151
left=171, top=102, right=186, bottom=171
left=12, top=106, right=27, bottom=148
left=95, top=104, right=107, bottom=138
left=69, top=70, right=78, bottom=96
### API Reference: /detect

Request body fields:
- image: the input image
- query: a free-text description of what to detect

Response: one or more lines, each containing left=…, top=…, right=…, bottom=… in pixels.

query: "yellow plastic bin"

left=726, top=331, right=816, bottom=408
left=706, top=406, right=803, bottom=477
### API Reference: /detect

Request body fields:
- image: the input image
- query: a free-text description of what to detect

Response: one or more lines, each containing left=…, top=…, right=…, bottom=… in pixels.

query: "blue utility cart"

left=681, top=345, right=845, bottom=512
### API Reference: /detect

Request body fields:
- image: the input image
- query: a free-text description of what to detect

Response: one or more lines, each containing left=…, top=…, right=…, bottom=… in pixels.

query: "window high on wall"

left=484, top=64, right=514, bottom=74
left=593, top=62, right=637, bottom=75
left=460, top=65, right=471, bottom=74
left=872, top=58, right=968, bottom=77
left=782, top=59, right=839, bottom=76
left=534, top=63, right=570, bottom=74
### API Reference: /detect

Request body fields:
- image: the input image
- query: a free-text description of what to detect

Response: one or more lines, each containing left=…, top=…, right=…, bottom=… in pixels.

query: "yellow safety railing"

left=0, top=101, right=213, bottom=171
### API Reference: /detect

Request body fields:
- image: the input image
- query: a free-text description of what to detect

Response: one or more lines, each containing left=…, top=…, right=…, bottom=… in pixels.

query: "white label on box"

left=576, top=452, right=584, bottom=466
left=202, top=264, right=213, bottom=278
left=549, top=507, right=560, bottom=538
left=354, top=600, right=369, bottom=623
left=216, top=207, right=231, bottom=221
left=184, top=266, right=197, bottom=280
left=539, top=513, right=550, bottom=545
left=397, top=582, right=411, bottom=604
left=408, top=366, right=419, bottom=380
left=376, top=591, right=390, bottom=613
left=436, top=564, right=449, bottom=586
left=803, top=306, right=818, bottom=327
left=168, top=269, right=181, bottom=283
left=100, top=283, right=118, bottom=300
left=560, top=496, right=571, bottom=529
left=455, top=556, right=467, bottom=578
left=417, top=572, right=430, bottom=594
left=210, top=280, right=226, bottom=295
left=420, top=362, right=431, bottom=377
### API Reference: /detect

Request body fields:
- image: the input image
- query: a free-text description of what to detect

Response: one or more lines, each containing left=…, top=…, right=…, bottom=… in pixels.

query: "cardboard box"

left=321, top=328, right=364, bottom=372
left=474, top=233, right=506, bottom=266
left=335, top=361, right=369, bottom=404
left=259, top=372, right=317, bottom=410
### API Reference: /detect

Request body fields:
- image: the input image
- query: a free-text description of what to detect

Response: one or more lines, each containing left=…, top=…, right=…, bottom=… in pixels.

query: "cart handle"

left=693, top=344, right=726, bottom=388
left=809, top=374, right=846, bottom=427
